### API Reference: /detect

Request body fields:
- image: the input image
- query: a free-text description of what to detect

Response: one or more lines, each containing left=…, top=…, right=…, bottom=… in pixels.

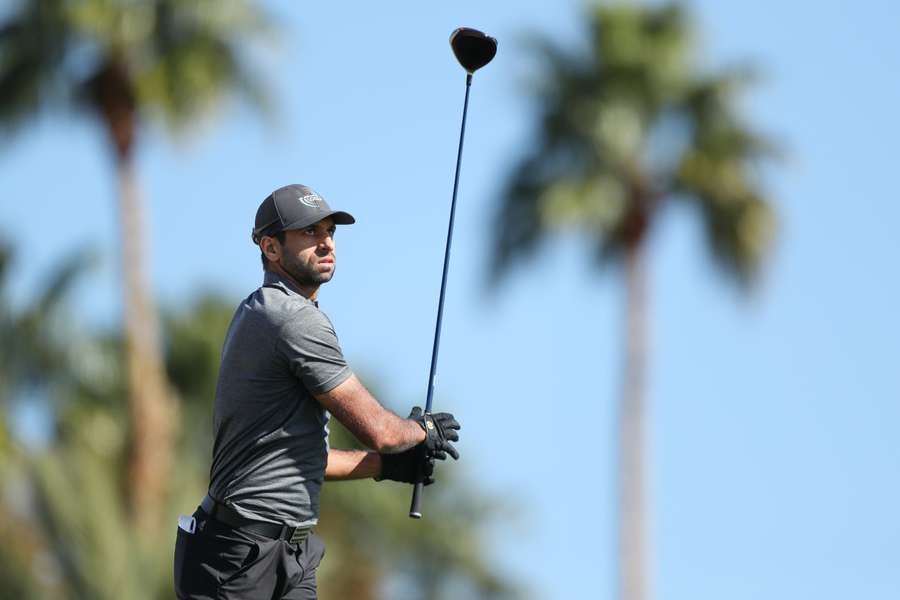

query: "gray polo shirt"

left=208, top=272, right=353, bottom=528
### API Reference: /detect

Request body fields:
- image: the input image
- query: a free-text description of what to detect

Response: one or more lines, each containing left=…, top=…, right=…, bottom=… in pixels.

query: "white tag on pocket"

left=178, top=515, right=196, bottom=534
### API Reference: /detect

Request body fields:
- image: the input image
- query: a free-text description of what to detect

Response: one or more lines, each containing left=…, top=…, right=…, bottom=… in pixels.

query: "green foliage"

left=32, top=409, right=156, bottom=600
left=163, top=293, right=233, bottom=460
left=0, top=241, right=97, bottom=407
left=0, top=0, right=272, bottom=138
left=493, top=1, right=778, bottom=285
left=22, top=394, right=209, bottom=600
left=319, top=421, right=516, bottom=600
left=165, top=294, right=234, bottom=407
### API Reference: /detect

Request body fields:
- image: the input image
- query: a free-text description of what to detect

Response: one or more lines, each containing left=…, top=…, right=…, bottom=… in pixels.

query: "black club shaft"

left=409, top=73, right=472, bottom=519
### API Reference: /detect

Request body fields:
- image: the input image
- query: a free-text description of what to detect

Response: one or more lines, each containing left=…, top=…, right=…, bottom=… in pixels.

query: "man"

left=173, top=184, right=461, bottom=600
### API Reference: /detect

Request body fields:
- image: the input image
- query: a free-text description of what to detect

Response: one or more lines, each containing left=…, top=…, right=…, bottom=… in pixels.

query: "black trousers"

left=174, top=509, right=325, bottom=600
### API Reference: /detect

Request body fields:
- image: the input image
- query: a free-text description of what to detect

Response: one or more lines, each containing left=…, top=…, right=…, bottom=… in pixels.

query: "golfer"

left=173, top=184, right=461, bottom=599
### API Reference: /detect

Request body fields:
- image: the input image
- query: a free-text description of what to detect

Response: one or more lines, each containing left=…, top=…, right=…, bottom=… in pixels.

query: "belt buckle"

left=289, top=527, right=309, bottom=544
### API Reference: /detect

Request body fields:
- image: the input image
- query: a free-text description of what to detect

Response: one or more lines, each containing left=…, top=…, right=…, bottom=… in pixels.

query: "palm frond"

left=675, top=67, right=781, bottom=285
left=0, top=0, right=275, bottom=140
left=0, top=0, right=72, bottom=134
left=491, top=2, right=778, bottom=287
left=136, top=0, right=274, bottom=131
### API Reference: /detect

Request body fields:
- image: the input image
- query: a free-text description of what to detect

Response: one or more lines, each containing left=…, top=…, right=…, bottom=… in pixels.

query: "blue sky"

left=2, top=1, right=899, bottom=598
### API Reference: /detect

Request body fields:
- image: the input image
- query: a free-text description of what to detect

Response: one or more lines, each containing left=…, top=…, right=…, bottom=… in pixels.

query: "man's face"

left=277, top=217, right=337, bottom=286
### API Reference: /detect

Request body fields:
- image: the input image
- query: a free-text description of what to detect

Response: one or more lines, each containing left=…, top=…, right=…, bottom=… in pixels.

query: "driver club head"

left=450, top=27, right=498, bottom=74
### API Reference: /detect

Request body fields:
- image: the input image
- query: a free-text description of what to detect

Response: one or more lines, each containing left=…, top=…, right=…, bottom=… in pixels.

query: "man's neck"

left=267, top=266, right=320, bottom=302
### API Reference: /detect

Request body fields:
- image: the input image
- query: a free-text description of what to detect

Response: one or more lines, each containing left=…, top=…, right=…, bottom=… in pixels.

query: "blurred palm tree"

left=0, top=239, right=98, bottom=599
left=0, top=241, right=94, bottom=411
left=0, top=0, right=271, bottom=533
left=491, top=4, right=778, bottom=600
left=317, top=420, right=516, bottom=600
left=0, top=274, right=218, bottom=600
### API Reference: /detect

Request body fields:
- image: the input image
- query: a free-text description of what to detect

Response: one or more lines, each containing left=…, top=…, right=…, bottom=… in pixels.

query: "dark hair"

left=260, top=230, right=287, bottom=269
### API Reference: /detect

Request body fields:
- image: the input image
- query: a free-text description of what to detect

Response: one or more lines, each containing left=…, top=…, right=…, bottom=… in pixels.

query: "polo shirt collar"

left=263, top=271, right=318, bottom=306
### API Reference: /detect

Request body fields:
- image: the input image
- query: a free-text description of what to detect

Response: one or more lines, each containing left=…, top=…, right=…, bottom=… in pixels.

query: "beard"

left=281, top=253, right=334, bottom=286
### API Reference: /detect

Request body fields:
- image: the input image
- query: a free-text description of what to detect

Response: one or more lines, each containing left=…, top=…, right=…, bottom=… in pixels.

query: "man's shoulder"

left=252, top=283, right=315, bottom=316
left=225, top=284, right=311, bottom=339
left=250, top=285, right=333, bottom=334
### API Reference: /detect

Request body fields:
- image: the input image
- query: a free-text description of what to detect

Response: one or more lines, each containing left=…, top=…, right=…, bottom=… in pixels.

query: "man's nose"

left=319, top=235, right=335, bottom=251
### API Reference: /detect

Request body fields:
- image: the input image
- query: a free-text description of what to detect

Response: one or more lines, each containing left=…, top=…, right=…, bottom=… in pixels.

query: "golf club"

left=409, top=27, right=497, bottom=519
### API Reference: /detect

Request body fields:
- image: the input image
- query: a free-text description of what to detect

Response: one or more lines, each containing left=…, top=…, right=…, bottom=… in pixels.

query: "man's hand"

left=377, top=446, right=435, bottom=485
left=409, top=406, right=461, bottom=460
left=375, top=407, right=460, bottom=485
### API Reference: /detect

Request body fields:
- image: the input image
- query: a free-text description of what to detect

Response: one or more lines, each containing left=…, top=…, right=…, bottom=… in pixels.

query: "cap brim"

left=329, top=211, right=355, bottom=225
left=281, top=210, right=356, bottom=232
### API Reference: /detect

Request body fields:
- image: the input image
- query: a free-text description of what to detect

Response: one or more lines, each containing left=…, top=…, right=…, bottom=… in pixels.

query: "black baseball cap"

left=252, top=184, right=355, bottom=244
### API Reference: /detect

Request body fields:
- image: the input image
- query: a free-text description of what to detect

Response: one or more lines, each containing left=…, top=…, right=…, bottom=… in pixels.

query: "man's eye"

left=305, top=228, right=317, bottom=235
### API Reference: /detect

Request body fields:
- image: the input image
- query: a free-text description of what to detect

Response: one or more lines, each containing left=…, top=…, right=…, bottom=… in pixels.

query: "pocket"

left=173, top=521, right=261, bottom=598
left=175, top=526, right=215, bottom=599
left=173, top=527, right=188, bottom=596
left=299, top=533, right=326, bottom=573
left=208, top=527, right=261, bottom=587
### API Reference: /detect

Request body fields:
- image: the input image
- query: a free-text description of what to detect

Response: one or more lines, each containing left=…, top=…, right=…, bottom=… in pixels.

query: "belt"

left=200, top=495, right=310, bottom=544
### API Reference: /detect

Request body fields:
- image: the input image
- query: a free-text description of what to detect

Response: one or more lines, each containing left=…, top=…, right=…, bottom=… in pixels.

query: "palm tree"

left=0, top=0, right=271, bottom=534
left=0, top=240, right=94, bottom=410
left=491, top=4, right=777, bottom=600
left=0, top=239, right=97, bottom=599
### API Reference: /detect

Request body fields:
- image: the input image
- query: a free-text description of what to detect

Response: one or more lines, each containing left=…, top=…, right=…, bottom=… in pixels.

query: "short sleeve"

left=277, top=307, right=353, bottom=395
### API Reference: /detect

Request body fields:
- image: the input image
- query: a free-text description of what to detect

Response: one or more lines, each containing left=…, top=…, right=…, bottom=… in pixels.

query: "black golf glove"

left=409, top=406, right=461, bottom=460
left=377, top=445, right=435, bottom=485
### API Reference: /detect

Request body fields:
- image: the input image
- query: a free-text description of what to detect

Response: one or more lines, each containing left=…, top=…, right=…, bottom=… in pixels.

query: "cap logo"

left=299, top=194, right=322, bottom=209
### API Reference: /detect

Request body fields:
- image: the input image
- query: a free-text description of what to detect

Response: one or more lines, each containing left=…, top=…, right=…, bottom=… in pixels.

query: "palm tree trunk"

left=88, top=58, right=176, bottom=533
left=116, top=154, right=175, bottom=534
left=619, top=240, right=649, bottom=600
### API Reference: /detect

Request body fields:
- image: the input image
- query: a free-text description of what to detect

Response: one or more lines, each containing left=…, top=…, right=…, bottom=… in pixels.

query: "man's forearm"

left=372, top=416, right=426, bottom=453
left=325, top=449, right=382, bottom=481
left=315, top=375, right=426, bottom=453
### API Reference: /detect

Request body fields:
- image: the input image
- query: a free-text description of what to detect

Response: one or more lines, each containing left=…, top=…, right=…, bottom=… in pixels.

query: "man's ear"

left=261, top=236, right=282, bottom=264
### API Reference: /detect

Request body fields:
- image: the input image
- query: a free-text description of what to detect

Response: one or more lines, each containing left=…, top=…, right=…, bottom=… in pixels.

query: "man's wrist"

left=326, top=449, right=383, bottom=481
left=372, top=452, right=384, bottom=480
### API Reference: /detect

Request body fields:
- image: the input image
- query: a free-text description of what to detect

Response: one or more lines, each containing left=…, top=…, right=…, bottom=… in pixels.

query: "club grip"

left=409, top=482, right=424, bottom=519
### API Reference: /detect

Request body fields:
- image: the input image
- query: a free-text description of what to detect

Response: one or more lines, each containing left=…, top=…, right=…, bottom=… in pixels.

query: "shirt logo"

left=299, top=194, right=322, bottom=209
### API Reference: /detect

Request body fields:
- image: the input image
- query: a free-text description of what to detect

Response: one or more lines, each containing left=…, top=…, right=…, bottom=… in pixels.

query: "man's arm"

left=314, top=374, right=425, bottom=453
left=325, top=449, right=381, bottom=481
